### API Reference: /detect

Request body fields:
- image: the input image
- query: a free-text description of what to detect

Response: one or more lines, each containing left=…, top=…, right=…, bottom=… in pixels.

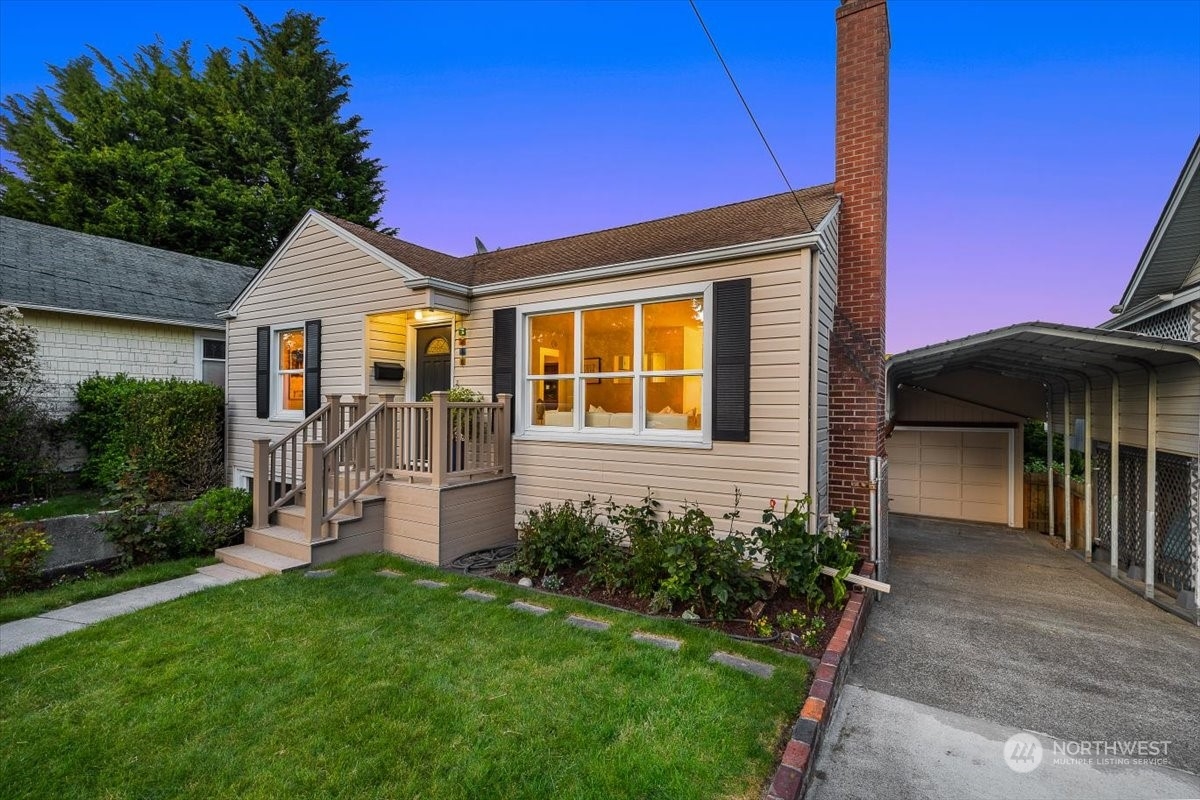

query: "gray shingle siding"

left=0, top=216, right=258, bottom=328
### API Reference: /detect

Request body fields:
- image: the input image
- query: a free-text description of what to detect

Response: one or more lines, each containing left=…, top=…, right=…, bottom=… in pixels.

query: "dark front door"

left=415, top=325, right=452, bottom=399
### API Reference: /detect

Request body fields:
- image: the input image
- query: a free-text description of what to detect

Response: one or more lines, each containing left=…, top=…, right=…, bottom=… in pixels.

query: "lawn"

left=0, top=556, right=216, bottom=624
left=0, top=554, right=810, bottom=800
left=8, top=491, right=107, bottom=521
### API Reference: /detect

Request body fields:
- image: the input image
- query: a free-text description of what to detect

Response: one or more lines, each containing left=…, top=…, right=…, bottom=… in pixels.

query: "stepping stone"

left=632, top=631, right=683, bottom=651
left=376, top=569, right=404, bottom=578
left=305, top=569, right=335, bottom=579
left=509, top=601, right=551, bottom=616
left=461, top=589, right=496, bottom=602
left=413, top=579, right=448, bottom=589
left=566, top=614, right=610, bottom=632
left=709, top=651, right=775, bottom=679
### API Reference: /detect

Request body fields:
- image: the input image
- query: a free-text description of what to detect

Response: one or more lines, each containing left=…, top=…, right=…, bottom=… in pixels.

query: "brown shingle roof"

left=317, top=182, right=836, bottom=288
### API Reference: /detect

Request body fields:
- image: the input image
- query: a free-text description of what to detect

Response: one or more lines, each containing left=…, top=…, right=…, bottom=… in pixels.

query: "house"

left=216, top=0, right=891, bottom=574
left=0, top=215, right=257, bottom=415
left=886, top=136, right=1200, bottom=618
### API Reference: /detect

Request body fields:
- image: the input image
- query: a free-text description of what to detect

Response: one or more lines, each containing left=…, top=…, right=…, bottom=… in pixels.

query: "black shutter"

left=712, top=279, right=751, bottom=442
left=492, top=307, right=516, bottom=431
left=304, top=319, right=322, bottom=416
left=255, top=326, right=270, bottom=419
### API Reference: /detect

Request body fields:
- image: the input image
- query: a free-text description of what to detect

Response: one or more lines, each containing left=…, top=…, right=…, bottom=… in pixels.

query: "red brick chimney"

left=829, top=0, right=889, bottom=513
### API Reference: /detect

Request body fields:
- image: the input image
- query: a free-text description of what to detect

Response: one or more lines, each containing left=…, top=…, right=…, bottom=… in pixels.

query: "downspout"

left=807, top=243, right=822, bottom=534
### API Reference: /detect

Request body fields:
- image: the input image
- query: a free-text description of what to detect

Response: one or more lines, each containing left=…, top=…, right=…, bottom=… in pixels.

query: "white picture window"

left=274, top=327, right=305, bottom=418
left=520, top=288, right=708, bottom=443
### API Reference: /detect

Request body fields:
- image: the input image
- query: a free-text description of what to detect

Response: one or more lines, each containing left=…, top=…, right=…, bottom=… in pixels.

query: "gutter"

left=1, top=300, right=225, bottom=331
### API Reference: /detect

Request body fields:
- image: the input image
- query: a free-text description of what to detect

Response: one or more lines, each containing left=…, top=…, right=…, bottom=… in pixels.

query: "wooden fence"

left=1024, top=472, right=1086, bottom=547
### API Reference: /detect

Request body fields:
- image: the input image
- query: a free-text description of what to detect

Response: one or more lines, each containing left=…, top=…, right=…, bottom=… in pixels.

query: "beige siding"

left=226, top=220, right=425, bottom=481
left=366, top=312, right=409, bottom=399
left=22, top=308, right=200, bottom=416
left=459, top=249, right=813, bottom=529
left=1156, top=362, right=1200, bottom=456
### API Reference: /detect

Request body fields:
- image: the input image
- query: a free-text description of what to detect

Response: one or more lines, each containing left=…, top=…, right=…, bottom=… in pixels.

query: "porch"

left=218, top=392, right=515, bottom=574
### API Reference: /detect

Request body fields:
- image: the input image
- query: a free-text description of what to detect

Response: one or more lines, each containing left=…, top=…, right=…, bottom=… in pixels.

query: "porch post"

left=252, top=438, right=271, bottom=529
left=498, top=393, right=513, bottom=476
left=1047, top=395, right=1055, bottom=538
left=1084, top=379, right=1093, bottom=562
left=1144, top=369, right=1157, bottom=599
left=303, top=440, right=325, bottom=541
left=430, top=391, right=448, bottom=487
left=1063, top=384, right=1071, bottom=550
left=1110, top=372, right=1121, bottom=578
left=353, top=394, right=369, bottom=468
left=379, top=394, right=396, bottom=470
left=326, top=393, right=342, bottom=442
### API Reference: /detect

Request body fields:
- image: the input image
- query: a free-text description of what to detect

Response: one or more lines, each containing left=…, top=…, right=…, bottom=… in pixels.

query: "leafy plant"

left=751, top=617, right=774, bottom=638
left=0, top=306, right=60, bottom=503
left=0, top=512, right=51, bottom=594
left=515, top=497, right=609, bottom=576
left=100, top=475, right=176, bottom=567
left=802, top=617, right=826, bottom=650
left=540, top=573, right=565, bottom=591
left=654, top=503, right=758, bottom=619
left=494, top=559, right=519, bottom=577
left=72, top=375, right=223, bottom=498
left=166, top=487, right=251, bottom=555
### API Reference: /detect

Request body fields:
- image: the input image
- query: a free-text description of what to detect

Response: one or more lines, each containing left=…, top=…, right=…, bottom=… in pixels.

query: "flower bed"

left=481, top=492, right=865, bottom=658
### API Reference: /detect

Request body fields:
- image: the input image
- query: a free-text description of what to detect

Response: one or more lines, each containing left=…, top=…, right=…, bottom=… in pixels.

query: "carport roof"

left=888, top=322, right=1200, bottom=392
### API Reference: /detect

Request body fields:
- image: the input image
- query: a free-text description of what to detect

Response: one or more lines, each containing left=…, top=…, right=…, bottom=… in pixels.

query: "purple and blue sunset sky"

left=1, top=0, right=1197, bottom=352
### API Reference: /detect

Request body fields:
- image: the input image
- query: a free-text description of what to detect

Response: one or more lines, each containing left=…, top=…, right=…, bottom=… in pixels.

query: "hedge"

left=72, top=375, right=224, bottom=500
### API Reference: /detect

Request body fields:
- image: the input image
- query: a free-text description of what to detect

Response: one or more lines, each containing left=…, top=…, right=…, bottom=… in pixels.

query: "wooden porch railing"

left=251, top=392, right=512, bottom=538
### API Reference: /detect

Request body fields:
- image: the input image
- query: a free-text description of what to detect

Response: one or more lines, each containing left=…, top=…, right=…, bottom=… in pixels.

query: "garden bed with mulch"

left=486, top=565, right=852, bottom=659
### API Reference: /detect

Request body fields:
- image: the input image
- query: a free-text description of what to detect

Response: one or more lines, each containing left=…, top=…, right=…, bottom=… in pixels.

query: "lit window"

left=277, top=328, right=305, bottom=414
left=523, top=294, right=705, bottom=439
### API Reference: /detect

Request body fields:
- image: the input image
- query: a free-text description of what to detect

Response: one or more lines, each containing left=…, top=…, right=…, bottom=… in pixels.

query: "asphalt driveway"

left=809, top=514, right=1200, bottom=800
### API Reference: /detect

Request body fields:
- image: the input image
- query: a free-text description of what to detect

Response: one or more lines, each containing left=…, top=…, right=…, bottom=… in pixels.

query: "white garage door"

left=888, top=427, right=1012, bottom=525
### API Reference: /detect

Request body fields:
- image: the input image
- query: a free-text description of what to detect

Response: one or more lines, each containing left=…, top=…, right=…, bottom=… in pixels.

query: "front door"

left=415, top=325, right=452, bottom=399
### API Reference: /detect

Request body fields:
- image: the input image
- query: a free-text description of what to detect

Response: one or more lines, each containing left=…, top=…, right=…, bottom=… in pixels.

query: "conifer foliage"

left=0, top=8, right=388, bottom=267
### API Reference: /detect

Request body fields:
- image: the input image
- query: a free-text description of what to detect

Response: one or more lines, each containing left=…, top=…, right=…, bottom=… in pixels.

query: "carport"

left=886, top=322, right=1200, bottom=620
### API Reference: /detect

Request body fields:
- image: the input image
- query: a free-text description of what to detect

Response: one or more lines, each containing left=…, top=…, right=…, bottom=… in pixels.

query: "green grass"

left=0, top=554, right=810, bottom=800
left=9, top=491, right=107, bottom=521
left=0, top=557, right=217, bottom=624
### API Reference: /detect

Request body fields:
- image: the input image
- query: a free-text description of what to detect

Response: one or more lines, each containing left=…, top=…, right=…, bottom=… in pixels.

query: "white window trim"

left=193, top=331, right=226, bottom=386
left=270, top=322, right=305, bottom=422
left=514, top=282, right=713, bottom=448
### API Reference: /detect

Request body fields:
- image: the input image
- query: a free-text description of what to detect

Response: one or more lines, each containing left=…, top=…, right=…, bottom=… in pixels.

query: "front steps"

left=217, top=485, right=386, bottom=575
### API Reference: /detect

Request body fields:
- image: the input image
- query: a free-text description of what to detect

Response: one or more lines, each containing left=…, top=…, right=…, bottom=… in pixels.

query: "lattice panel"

left=1192, top=460, right=1200, bottom=595
left=1126, top=305, right=1191, bottom=341
left=1154, top=453, right=1197, bottom=593
left=1118, top=446, right=1146, bottom=567
left=1094, top=444, right=1111, bottom=549
left=1191, top=301, right=1200, bottom=343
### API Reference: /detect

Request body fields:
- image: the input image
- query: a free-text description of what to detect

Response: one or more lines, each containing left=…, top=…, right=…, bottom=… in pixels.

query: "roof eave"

left=2, top=300, right=225, bottom=331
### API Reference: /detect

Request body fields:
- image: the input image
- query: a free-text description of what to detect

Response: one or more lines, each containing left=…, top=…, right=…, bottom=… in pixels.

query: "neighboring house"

left=216, top=0, right=892, bottom=574
left=886, top=136, right=1200, bottom=617
left=0, top=216, right=257, bottom=415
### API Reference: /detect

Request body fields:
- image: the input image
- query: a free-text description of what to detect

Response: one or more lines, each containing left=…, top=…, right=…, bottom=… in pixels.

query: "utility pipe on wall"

left=1063, top=383, right=1072, bottom=550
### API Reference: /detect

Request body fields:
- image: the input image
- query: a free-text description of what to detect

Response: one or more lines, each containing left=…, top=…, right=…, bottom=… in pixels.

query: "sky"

left=1, top=0, right=1198, bottom=352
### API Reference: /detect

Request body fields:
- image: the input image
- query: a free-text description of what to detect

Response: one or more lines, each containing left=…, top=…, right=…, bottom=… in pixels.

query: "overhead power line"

left=688, top=0, right=814, bottom=230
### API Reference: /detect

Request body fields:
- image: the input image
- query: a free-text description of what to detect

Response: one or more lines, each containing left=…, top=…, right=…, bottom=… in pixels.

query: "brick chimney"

left=829, top=0, right=889, bottom=513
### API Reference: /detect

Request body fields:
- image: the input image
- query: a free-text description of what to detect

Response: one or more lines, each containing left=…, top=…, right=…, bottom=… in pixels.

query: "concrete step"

left=196, top=563, right=258, bottom=582
left=216, top=544, right=308, bottom=575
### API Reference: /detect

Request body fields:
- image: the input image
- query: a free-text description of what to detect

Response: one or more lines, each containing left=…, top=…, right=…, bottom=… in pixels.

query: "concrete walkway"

left=0, top=563, right=255, bottom=656
left=809, top=515, right=1200, bottom=800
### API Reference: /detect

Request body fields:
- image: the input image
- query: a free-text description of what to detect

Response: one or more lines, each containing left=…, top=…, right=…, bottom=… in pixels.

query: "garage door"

left=888, top=428, right=1012, bottom=525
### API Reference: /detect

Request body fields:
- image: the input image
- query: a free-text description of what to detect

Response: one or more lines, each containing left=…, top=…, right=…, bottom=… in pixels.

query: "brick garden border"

left=763, top=561, right=878, bottom=800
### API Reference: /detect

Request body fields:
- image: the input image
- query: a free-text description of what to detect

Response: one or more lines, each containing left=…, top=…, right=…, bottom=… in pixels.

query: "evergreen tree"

left=0, top=8, right=387, bottom=266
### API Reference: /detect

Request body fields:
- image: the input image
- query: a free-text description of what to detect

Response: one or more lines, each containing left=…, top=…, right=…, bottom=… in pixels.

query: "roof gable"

left=0, top=216, right=257, bottom=329
left=1116, top=136, right=1200, bottom=312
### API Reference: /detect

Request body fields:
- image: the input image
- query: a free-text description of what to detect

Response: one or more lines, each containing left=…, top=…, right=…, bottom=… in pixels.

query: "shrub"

left=0, top=306, right=60, bottom=503
left=72, top=375, right=224, bottom=499
left=0, top=512, right=51, bottom=594
left=167, top=487, right=251, bottom=555
left=753, top=497, right=860, bottom=609
left=514, top=497, right=610, bottom=576
left=100, top=477, right=176, bottom=567
left=652, top=504, right=758, bottom=619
